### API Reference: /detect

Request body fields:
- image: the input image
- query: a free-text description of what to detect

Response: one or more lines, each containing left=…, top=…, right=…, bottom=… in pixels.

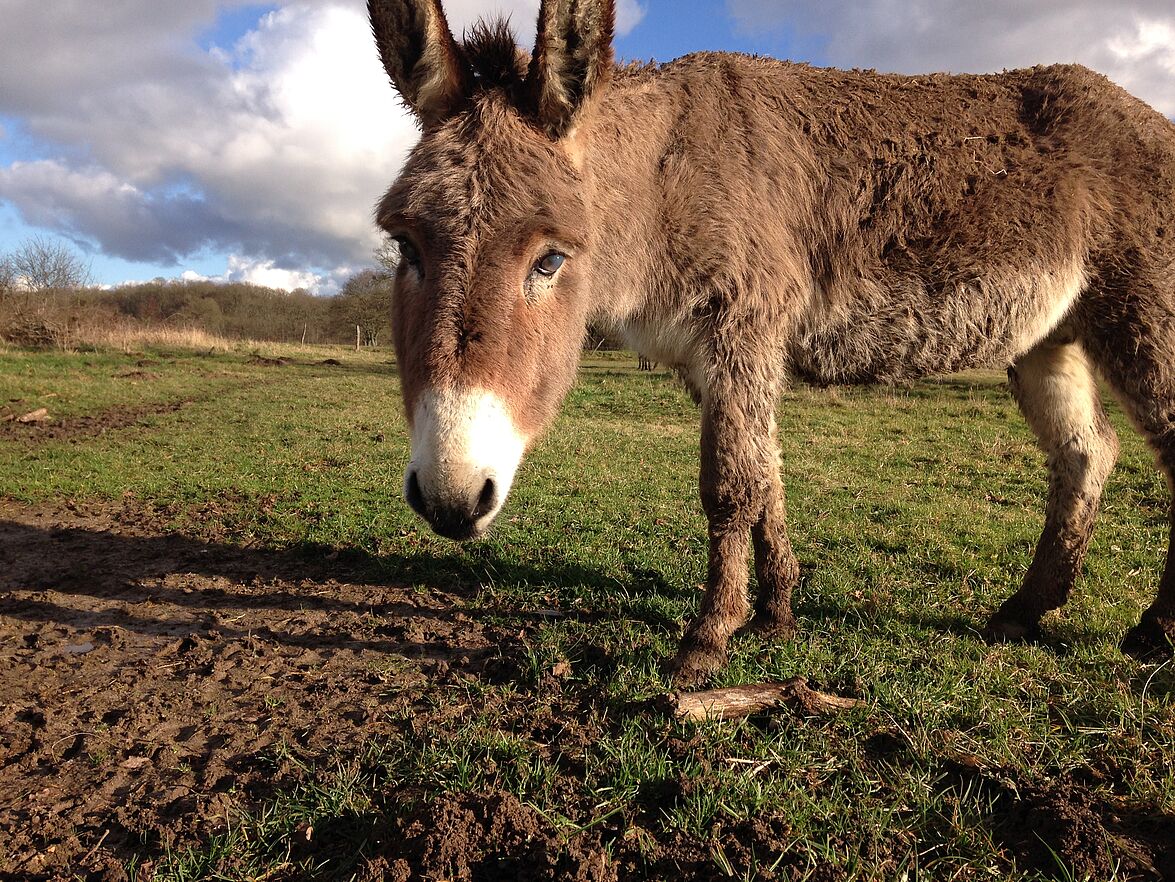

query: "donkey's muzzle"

left=405, top=468, right=499, bottom=541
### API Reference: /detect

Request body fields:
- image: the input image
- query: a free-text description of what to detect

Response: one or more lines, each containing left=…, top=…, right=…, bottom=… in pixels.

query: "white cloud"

left=0, top=2, right=412, bottom=272
left=439, top=0, right=644, bottom=41
left=210, top=5, right=420, bottom=253
left=223, top=255, right=322, bottom=291
left=180, top=255, right=354, bottom=295
left=615, top=0, right=647, bottom=37
left=727, top=0, right=1175, bottom=116
left=0, top=0, right=647, bottom=283
left=1108, top=18, right=1175, bottom=68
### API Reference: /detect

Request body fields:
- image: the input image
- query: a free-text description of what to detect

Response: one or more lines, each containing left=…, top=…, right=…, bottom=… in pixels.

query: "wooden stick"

left=16, top=407, right=49, bottom=423
left=669, top=677, right=863, bottom=722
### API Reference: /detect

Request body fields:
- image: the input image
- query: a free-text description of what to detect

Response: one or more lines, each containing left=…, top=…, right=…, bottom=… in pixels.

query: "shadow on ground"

left=0, top=498, right=625, bottom=880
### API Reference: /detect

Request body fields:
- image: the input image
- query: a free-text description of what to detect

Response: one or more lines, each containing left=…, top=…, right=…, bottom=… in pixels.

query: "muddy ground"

left=0, top=497, right=524, bottom=880
left=2, top=499, right=1174, bottom=881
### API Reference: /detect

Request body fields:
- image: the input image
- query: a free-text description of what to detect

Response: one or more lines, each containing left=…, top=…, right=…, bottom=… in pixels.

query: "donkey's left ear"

left=369, top=0, right=472, bottom=127
left=526, top=0, right=616, bottom=138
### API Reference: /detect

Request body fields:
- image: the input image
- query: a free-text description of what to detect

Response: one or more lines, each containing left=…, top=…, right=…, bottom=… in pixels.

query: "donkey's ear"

left=526, top=0, right=616, bottom=138
left=369, top=0, right=472, bottom=126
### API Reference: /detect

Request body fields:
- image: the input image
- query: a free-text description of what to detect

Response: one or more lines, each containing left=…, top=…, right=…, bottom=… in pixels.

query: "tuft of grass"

left=67, top=321, right=239, bottom=353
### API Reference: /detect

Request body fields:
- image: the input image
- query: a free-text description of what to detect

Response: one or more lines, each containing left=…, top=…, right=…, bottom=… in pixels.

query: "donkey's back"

left=638, top=56, right=1175, bottom=385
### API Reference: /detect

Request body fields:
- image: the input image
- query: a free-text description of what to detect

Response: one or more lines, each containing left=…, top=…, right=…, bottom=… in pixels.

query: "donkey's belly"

left=789, top=261, right=1085, bottom=385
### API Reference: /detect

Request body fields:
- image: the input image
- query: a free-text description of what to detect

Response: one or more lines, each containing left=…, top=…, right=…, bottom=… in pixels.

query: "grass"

left=61, top=322, right=240, bottom=353
left=0, top=312, right=250, bottom=354
left=1, top=343, right=1172, bottom=880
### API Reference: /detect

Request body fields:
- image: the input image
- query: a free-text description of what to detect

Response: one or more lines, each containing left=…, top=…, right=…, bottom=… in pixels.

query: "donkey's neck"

left=578, top=69, right=684, bottom=323
left=577, top=55, right=817, bottom=375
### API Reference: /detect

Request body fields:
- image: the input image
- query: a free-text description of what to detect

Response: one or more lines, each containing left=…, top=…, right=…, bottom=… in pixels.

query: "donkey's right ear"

left=369, top=0, right=472, bottom=127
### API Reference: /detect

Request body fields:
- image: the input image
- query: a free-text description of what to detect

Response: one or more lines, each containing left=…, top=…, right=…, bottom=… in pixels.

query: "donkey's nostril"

left=473, top=477, right=497, bottom=520
left=406, top=469, right=426, bottom=516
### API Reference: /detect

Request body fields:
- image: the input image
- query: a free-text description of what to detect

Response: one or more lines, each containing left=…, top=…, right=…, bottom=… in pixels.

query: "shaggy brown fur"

left=370, top=0, right=1175, bottom=683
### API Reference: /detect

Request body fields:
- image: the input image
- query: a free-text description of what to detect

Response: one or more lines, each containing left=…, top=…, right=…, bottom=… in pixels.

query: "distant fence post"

left=355, top=324, right=361, bottom=352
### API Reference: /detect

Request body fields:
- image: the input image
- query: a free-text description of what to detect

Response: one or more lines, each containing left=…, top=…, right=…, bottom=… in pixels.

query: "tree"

left=175, top=295, right=225, bottom=333
left=0, top=254, right=15, bottom=301
left=7, top=236, right=92, bottom=290
left=329, top=269, right=393, bottom=346
left=374, top=234, right=401, bottom=274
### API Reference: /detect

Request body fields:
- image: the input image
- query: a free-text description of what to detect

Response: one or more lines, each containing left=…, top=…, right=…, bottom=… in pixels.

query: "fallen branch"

left=669, top=677, right=863, bottom=722
left=16, top=407, right=49, bottom=423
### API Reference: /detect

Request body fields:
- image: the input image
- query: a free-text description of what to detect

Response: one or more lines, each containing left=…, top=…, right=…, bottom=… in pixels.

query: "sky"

left=0, top=1, right=1172, bottom=295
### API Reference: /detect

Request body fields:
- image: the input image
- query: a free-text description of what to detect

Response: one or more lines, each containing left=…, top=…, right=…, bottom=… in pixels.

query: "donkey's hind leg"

left=984, top=340, right=1119, bottom=642
left=1079, top=285, right=1175, bottom=660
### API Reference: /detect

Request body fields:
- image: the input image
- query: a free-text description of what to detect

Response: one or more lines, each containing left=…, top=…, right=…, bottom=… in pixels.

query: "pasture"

left=0, top=344, right=1172, bottom=881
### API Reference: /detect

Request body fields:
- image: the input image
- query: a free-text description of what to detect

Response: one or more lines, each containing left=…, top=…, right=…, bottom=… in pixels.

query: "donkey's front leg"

left=740, top=453, right=800, bottom=639
left=670, top=382, right=785, bottom=685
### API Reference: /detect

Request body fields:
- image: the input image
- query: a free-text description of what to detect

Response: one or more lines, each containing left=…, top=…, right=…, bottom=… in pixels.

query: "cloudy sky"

left=0, top=1, right=1172, bottom=294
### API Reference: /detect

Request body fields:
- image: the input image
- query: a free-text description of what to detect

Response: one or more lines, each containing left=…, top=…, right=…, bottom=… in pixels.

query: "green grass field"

left=1, top=343, right=1172, bottom=881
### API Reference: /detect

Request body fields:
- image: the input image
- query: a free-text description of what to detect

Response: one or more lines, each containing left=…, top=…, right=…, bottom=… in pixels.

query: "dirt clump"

left=246, top=354, right=292, bottom=367
left=997, top=778, right=1175, bottom=881
left=114, top=369, right=160, bottom=380
left=0, top=400, right=191, bottom=443
left=942, top=762, right=1175, bottom=881
left=364, top=791, right=616, bottom=882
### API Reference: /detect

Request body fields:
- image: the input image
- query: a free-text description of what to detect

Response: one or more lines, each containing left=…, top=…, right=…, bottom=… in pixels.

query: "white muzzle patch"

left=405, top=387, right=526, bottom=536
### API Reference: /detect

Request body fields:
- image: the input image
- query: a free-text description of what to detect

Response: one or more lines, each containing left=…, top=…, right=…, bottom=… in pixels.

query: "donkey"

left=368, top=0, right=1175, bottom=683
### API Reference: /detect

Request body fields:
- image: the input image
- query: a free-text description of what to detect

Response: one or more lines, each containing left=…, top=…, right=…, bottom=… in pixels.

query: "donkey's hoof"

left=982, top=614, right=1040, bottom=645
left=735, top=614, right=797, bottom=641
left=667, top=645, right=726, bottom=687
left=1121, top=620, right=1174, bottom=663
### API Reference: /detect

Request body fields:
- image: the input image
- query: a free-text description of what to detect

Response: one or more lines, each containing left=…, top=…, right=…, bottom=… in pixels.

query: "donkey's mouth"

left=405, top=469, right=500, bottom=541
left=425, top=509, right=491, bottom=542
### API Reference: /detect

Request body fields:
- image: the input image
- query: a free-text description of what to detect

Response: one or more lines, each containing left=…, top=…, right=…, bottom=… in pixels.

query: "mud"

left=245, top=355, right=293, bottom=367
left=364, top=791, right=617, bottom=882
left=1, top=500, right=1172, bottom=881
left=0, top=500, right=526, bottom=880
left=0, top=401, right=192, bottom=444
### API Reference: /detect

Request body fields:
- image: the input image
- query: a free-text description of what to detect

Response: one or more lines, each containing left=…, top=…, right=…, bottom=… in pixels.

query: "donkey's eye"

left=393, top=235, right=421, bottom=269
left=533, top=252, right=565, bottom=277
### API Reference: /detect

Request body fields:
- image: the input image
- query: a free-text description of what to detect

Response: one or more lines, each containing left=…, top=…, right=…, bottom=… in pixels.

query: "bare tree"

left=7, top=236, right=92, bottom=290
left=330, top=268, right=392, bottom=346
left=374, top=235, right=401, bottom=274
left=0, top=254, right=15, bottom=300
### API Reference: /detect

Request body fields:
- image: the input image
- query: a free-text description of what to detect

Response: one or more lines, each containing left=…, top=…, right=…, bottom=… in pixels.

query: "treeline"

left=69, top=275, right=394, bottom=345
left=2, top=264, right=395, bottom=352
left=0, top=234, right=396, bottom=348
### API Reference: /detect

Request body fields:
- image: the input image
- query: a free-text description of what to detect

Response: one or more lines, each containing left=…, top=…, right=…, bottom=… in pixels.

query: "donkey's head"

left=370, top=0, right=616, bottom=540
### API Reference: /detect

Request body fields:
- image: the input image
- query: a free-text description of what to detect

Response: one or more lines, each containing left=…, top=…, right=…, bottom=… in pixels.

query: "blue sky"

left=0, top=1, right=1172, bottom=293
left=197, top=3, right=280, bottom=52
left=613, top=0, right=821, bottom=66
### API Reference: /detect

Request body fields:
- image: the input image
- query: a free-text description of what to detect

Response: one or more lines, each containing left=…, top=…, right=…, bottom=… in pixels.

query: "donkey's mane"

left=461, top=18, right=658, bottom=99
left=462, top=19, right=527, bottom=92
